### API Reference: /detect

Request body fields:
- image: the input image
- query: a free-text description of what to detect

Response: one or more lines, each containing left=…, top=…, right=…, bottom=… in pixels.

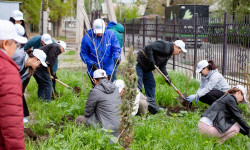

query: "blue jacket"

left=107, top=21, right=124, bottom=48
left=80, top=29, right=121, bottom=76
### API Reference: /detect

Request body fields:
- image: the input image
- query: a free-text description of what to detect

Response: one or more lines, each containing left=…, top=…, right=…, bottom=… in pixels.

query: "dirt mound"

left=166, top=105, right=198, bottom=116
left=73, top=86, right=81, bottom=93
left=61, top=115, right=74, bottom=122
left=24, top=128, right=37, bottom=141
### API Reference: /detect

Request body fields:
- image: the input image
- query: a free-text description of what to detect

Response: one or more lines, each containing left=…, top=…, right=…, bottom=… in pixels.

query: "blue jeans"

left=136, top=65, right=156, bottom=98
left=33, top=69, right=53, bottom=101
left=111, top=64, right=119, bottom=82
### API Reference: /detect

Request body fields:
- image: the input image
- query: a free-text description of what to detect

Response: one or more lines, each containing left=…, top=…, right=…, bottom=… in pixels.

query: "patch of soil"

left=24, top=128, right=37, bottom=141
left=166, top=105, right=199, bottom=116
left=36, top=134, right=49, bottom=143
left=73, top=86, right=81, bottom=93
left=61, top=115, right=75, bottom=122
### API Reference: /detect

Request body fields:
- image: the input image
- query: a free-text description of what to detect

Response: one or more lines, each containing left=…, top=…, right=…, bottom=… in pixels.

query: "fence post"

left=123, top=18, right=126, bottom=55
left=173, top=14, right=176, bottom=70
left=222, top=11, right=228, bottom=76
left=156, top=15, right=158, bottom=41
left=143, top=16, right=145, bottom=48
left=193, top=13, right=198, bottom=78
left=132, top=18, right=135, bottom=50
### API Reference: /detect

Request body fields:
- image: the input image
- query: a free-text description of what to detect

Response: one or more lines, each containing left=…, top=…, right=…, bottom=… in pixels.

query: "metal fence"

left=120, top=11, right=250, bottom=86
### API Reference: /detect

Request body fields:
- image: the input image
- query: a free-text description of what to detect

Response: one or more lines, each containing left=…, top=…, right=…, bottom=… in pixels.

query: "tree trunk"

left=57, top=17, right=63, bottom=37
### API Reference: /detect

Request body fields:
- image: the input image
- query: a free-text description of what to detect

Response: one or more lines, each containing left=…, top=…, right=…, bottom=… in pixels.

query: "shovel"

left=55, top=79, right=81, bottom=94
left=154, top=65, right=191, bottom=108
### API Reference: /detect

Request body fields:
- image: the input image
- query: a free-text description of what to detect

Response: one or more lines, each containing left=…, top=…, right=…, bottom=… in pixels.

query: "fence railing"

left=121, top=11, right=250, bottom=86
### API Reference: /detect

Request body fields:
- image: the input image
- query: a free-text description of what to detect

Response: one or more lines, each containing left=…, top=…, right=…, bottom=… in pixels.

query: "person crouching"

left=76, top=69, right=122, bottom=137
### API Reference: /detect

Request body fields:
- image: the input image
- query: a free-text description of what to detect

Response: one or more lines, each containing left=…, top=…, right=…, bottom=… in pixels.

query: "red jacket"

left=0, top=50, right=25, bottom=150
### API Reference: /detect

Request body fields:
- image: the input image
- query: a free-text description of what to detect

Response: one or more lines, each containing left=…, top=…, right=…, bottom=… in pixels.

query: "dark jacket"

left=137, top=40, right=174, bottom=76
left=84, top=79, right=121, bottom=137
left=0, top=50, right=25, bottom=150
left=202, top=94, right=250, bottom=135
left=39, top=43, right=61, bottom=71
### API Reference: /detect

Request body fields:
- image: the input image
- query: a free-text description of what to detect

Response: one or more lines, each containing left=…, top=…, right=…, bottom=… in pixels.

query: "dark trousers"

left=111, top=64, right=119, bottom=82
left=33, top=69, right=53, bottom=101
left=199, top=90, right=225, bottom=105
left=136, top=64, right=156, bottom=99
left=22, top=77, right=30, bottom=117
left=88, top=74, right=111, bottom=87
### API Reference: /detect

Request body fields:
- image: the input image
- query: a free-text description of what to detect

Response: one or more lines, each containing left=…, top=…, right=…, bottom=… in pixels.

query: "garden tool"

left=154, top=65, right=192, bottom=108
left=47, top=67, right=56, bottom=98
left=55, top=79, right=81, bottom=94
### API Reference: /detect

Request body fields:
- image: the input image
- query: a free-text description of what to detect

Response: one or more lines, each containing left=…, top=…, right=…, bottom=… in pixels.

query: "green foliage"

left=24, top=68, right=250, bottom=149
left=218, top=0, right=250, bottom=16
left=115, top=4, right=141, bottom=20
left=49, top=0, right=72, bottom=22
left=119, top=46, right=137, bottom=148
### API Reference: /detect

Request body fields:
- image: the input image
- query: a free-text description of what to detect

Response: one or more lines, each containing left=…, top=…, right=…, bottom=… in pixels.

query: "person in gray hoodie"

left=76, top=69, right=121, bottom=137
left=186, top=60, right=230, bottom=105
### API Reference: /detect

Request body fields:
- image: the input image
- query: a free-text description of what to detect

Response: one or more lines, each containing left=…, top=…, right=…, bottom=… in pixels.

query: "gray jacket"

left=84, top=79, right=121, bottom=137
left=196, top=69, right=230, bottom=98
left=12, top=47, right=29, bottom=82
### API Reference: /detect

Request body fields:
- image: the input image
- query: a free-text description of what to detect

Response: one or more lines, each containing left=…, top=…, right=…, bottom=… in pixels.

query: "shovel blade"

left=177, top=93, right=192, bottom=108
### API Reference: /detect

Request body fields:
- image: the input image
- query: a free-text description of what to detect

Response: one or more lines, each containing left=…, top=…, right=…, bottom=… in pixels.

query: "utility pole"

left=105, top=0, right=117, bottom=22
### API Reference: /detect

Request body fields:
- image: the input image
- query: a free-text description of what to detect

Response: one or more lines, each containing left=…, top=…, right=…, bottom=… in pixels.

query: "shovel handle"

left=55, top=79, right=72, bottom=89
left=47, top=67, right=56, bottom=97
left=154, top=65, right=183, bottom=97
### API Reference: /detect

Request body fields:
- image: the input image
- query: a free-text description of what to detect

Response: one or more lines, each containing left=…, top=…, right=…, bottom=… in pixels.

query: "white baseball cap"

left=41, top=34, right=53, bottom=45
left=11, top=10, right=24, bottom=21
left=0, top=20, right=27, bottom=43
left=114, top=79, right=125, bottom=93
left=57, top=40, right=66, bottom=51
left=174, top=40, right=187, bottom=53
left=15, top=24, right=25, bottom=36
left=235, top=85, right=248, bottom=104
left=196, top=60, right=209, bottom=73
left=93, top=19, right=105, bottom=34
left=93, top=69, right=107, bottom=79
left=33, top=49, right=47, bottom=67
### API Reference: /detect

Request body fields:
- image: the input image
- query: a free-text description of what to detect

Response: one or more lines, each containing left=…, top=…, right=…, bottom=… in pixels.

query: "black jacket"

left=202, top=94, right=250, bottom=135
left=137, top=40, right=174, bottom=76
left=38, top=43, right=62, bottom=71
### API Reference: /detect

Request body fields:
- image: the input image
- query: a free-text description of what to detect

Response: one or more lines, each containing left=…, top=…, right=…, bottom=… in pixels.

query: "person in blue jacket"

left=106, top=20, right=124, bottom=81
left=80, top=19, right=121, bottom=86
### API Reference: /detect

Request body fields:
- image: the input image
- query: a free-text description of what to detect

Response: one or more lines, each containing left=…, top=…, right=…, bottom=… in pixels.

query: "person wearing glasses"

left=186, top=60, right=230, bottom=105
left=136, top=40, right=187, bottom=100
left=0, top=20, right=27, bottom=150
left=198, top=85, right=250, bottom=144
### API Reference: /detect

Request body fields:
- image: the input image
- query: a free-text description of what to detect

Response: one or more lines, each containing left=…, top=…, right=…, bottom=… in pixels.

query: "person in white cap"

left=12, top=48, right=47, bottom=121
left=136, top=40, right=187, bottom=101
left=198, top=85, right=250, bottom=144
left=9, top=10, right=28, bottom=39
left=186, top=60, right=230, bottom=105
left=0, top=20, right=27, bottom=150
left=80, top=19, right=121, bottom=86
left=114, top=79, right=159, bottom=116
left=76, top=69, right=122, bottom=137
left=24, top=33, right=54, bottom=53
left=33, top=41, right=66, bottom=101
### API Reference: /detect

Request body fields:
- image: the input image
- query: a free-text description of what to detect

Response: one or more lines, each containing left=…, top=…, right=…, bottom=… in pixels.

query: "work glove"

left=91, top=64, right=98, bottom=71
left=165, top=75, right=171, bottom=85
left=186, top=94, right=199, bottom=103
left=114, top=58, right=120, bottom=65
left=52, top=73, right=58, bottom=80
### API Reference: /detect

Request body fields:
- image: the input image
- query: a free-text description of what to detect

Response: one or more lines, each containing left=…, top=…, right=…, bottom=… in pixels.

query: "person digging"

left=136, top=40, right=187, bottom=110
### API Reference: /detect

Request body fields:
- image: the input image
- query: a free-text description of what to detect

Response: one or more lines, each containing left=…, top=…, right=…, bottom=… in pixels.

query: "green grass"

left=64, top=51, right=76, bottom=56
left=25, top=68, right=250, bottom=149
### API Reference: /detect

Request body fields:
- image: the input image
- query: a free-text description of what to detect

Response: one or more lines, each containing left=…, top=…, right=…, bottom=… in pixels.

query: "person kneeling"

left=114, top=79, right=159, bottom=116
left=76, top=69, right=122, bottom=137
left=198, top=85, right=250, bottom=144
